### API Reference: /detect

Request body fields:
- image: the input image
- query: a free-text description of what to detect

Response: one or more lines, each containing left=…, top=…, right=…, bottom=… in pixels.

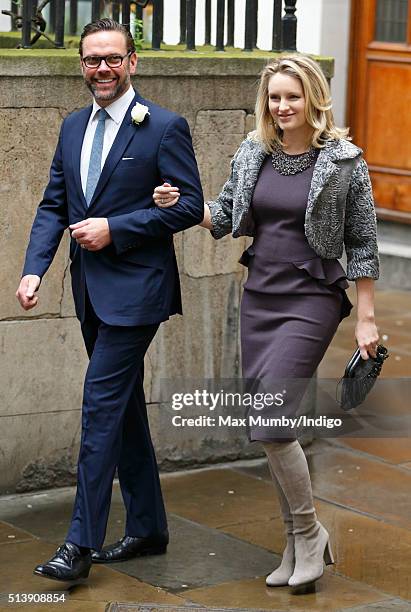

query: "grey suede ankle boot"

left=263, top=440, right=335, bottom=589
left=265, top=463, right=295, bottom=587
left=289, top=520, right=334, bottom=587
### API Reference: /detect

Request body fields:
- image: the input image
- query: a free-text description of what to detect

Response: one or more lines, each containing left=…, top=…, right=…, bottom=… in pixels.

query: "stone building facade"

left=0, top=54, right=331, bottom=493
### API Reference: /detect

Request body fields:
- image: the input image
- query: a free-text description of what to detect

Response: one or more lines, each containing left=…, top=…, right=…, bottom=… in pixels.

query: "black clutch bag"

left=337, top=344, right=389, bottom=411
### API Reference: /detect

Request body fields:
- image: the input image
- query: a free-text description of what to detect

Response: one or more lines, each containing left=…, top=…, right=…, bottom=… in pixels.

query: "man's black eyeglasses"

left=82, top=52, right=132, bottom=69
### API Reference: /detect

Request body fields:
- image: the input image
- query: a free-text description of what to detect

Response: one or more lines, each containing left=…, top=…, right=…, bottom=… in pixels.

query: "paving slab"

left=307, top=446, right=411, bottom=530
left=0, top=520, right=34, bottom=544
left=317, top=345, right=353, bottom=378
left=161, top=468, right=281, bottom=529
left=373, top=313, right=411, bottom=330
left=317, top=288, right=411, bottom=381
left=237, top=442, right=411, bottom=530
left=0, top=487, right=86, bottom=544
left=0, top=468, right=282, bottom=547
left=222, top=498, right=411, bottom=601
left=372, top=291, right=411, bottom=315
left=220, top=516, right=287, bottom=558
left=340, top=598, right=411, bottom=611
left=108, top=605, right=269, bottom=612
left=325, top=319, right=411, bottom=355
left=184, top=574, right=390, bottom=612
left=334, top=438, right=411, bottom=465
left=0, top=539, right=185, bottom=607
left=0, top=484, right=127, bottom=545
left=107, top=514, right=278, bottom=593
left=0, top=596, right=108, bottom=611
left=318, top=342, right=411, bottom=378
left=232, top=460, right=271, bottom=482
left=0, top=454, right=409, bottom=610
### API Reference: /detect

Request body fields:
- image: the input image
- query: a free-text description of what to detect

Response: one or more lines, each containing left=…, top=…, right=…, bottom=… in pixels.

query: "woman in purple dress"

left=153, top=55, right=379, bottom=590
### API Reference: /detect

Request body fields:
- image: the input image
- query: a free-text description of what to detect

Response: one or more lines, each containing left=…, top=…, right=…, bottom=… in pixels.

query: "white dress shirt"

left=80, top=85, right=135, bottom=195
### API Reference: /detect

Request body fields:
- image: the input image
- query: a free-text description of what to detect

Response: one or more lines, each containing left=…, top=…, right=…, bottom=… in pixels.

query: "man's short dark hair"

left=79, top=18, right=136, bottom=56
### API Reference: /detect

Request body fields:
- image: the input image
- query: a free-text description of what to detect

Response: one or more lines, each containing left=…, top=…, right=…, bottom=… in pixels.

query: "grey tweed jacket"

left=207, top=135, right=379, bottom=280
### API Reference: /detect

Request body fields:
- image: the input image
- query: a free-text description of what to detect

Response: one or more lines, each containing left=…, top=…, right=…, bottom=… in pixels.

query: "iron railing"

left=3, top=0, right=298, bottom=52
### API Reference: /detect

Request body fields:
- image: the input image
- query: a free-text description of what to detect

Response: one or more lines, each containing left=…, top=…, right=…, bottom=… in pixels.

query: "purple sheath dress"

left=240, top=155, right=353, bottom=442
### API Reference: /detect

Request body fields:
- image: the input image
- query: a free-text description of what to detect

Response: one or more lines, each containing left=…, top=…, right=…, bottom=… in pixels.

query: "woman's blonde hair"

left=254, top=54, right=349, bottom=152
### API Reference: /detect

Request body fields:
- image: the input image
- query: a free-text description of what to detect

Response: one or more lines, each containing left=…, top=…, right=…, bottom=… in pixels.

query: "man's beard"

left=85, top=75, right=130, bottom=101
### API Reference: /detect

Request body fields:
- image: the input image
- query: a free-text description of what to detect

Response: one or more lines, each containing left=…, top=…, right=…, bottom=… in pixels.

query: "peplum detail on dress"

left=292, top=257, right=348, bottom=290
left=242, top=251, right=353, bottom=322
left=292, top=257, right=353, bottom=321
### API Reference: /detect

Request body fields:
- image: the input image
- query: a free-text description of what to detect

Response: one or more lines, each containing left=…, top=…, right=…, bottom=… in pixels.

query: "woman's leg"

left=263, top=440, right=334, bottom=587
left=265, top=457, right=295, bottom=586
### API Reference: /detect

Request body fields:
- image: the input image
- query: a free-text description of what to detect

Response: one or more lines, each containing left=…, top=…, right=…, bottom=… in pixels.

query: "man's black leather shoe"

left=91, top=529, right=169, bottom=563
left=33, top=542, right=91, bottom=582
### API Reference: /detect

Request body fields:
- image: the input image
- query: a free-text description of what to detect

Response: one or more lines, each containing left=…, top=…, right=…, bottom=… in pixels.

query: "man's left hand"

left=69, top=218, right=112, bottom=251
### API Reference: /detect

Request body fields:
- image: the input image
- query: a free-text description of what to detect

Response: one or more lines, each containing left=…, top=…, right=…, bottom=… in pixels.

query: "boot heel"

left=323, top=539, right=334, bottom=565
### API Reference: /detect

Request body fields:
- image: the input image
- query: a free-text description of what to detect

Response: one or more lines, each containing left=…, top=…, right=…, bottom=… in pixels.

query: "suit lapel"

left=87, top=93, right=142, bottom=212
left=71, top=105, right=93, bottom=208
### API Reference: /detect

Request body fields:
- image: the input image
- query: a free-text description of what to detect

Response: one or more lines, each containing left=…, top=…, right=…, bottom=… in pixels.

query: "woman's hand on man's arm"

left=153, top=183, right=180, bottom=208
left=153, top=183, right=212, bottom=229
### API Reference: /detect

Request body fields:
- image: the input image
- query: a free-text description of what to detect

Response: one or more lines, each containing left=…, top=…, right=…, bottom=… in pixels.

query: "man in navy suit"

left=16, top=18, right=204, bottom=582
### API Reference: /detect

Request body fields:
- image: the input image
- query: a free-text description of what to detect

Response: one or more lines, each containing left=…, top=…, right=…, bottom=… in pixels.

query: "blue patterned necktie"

left=85, top=108, right=109, bottom=206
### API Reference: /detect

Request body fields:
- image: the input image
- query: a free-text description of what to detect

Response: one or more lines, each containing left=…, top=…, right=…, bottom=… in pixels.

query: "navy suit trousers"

left=66, top=292, right=166, bottom=550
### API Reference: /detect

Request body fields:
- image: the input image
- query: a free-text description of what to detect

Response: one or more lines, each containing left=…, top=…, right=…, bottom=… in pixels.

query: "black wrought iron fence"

left=2, top=0, right=298, bottom=52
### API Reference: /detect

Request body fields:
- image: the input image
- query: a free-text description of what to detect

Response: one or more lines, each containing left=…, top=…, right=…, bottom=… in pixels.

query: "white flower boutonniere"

left=131, top=102, right=150, bottom=126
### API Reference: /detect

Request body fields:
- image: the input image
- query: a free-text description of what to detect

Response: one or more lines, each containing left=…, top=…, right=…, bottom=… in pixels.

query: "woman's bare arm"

left=354, top=277, right=379, bottom=359
left=153, top=183, right=212, bottom=229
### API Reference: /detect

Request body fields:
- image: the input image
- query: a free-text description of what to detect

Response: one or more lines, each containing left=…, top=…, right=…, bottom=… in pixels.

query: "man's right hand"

left=16, top=275, right=41, bottom=310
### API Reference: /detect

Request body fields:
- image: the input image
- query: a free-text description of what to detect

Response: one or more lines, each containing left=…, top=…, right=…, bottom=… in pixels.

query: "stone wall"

left=0, top=54, right=332, bottom=493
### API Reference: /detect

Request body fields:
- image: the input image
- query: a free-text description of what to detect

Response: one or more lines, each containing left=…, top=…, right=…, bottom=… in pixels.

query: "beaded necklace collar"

left=271, top=142, right=318, bottom=175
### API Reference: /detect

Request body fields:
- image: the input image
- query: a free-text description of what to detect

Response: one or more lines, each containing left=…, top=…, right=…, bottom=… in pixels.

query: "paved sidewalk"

left=0, top=288, right=410, bottom=612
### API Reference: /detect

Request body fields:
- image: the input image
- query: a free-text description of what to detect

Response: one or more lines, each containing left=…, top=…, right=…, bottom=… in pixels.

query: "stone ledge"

left=0, top=52, right=334, bottom=78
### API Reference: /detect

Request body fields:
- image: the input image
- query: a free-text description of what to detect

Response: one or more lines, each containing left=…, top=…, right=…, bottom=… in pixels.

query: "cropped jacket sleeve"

left=207, top=145, right=243, bottom=239
left=344, top=158, right=379, bottom=280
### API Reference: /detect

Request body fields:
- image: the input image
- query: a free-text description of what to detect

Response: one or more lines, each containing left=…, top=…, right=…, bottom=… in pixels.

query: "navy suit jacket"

left=22, top=91, right=204, bottom=326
